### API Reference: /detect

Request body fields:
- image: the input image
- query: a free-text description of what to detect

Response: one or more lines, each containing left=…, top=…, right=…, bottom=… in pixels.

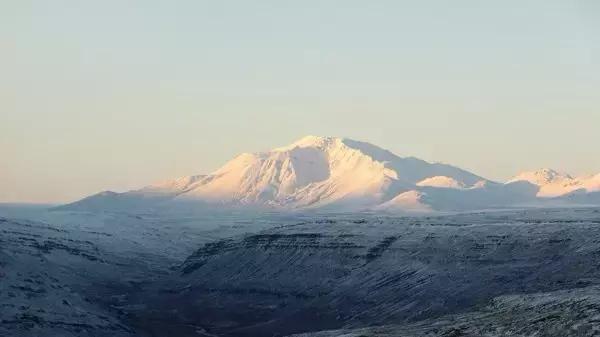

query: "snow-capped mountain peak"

left=416, top=176, right=466, bottom=189
left=507, top=168, right=573, bottom=186
left=175, top=136, right=404, bottom=207
left=61, top=136, right=491, bottom=212
left=507, top=168, right=600, bottom=198
left=58, top=137, right=600, bottom=213
left=273, top=135, right=340, bottom=151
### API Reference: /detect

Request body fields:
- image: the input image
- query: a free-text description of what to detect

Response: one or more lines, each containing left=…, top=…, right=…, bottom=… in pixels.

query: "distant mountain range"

left=59, top=136, right=600, bottom=213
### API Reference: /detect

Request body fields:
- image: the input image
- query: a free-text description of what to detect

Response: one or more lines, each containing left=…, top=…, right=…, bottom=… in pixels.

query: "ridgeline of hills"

left=60, top=136, right=600, bottom=213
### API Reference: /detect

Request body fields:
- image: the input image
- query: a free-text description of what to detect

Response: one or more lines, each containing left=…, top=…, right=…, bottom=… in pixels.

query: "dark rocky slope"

left=129, top=209, right=600, bottom=336
left=3, top=208, right=600, bottom=337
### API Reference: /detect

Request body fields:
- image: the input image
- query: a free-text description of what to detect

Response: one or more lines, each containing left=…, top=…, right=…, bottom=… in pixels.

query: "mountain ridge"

left=508, top=168, right=600, bottom=198
left=58, top=136, right=600, bottom=213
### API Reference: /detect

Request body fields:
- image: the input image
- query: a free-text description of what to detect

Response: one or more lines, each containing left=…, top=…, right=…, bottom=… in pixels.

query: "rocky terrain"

left=2, top=206, right=600, bottom=336
left=0, top=217, right=137, bottom=337
left=291, top=286, right=600, bottom=337
left=0, top=207, right=300, bottom=337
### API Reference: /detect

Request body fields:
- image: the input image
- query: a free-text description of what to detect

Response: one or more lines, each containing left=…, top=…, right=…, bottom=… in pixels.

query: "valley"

left=2, top=206, right=600, bottom=336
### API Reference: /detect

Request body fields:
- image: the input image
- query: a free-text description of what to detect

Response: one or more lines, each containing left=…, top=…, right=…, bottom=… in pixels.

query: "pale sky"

left=1, top=0, right=599, bottom=203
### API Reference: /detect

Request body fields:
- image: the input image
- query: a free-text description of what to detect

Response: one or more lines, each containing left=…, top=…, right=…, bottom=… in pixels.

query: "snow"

left=140, top=175, right=205, bottom=195
left=176, top=207, right=600, bottom=337
left=507, top=168, right=573, bottom=186
left=416, top=176, right=465, bottom=189
left=508, top=168, right=600, bottom=198
left=373, top=190, right=431, bottom=212
left=60, top=136, right=600, bottom=213
left=161, top=135, right=489, bottom=209
left=4, top=203, right=600, bottom=336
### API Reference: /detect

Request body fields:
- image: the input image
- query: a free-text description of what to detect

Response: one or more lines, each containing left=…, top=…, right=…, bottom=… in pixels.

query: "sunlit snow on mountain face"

left=59, top=136, right=600, bottom=213
left=508, top=168, right=600, bottom=198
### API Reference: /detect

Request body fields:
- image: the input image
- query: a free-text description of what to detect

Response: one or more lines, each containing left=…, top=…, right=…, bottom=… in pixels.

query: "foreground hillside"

left=138, top=209, right=600, bottom=336
left=0, top=217, right=138, bottom=337
left=3, top=207, right=600, bottom=336
left=292, top=286, right=600, bottom=337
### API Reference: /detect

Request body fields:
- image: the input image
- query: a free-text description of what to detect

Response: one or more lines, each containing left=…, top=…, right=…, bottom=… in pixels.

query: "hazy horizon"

left=2, top=1, right=599, bottom=203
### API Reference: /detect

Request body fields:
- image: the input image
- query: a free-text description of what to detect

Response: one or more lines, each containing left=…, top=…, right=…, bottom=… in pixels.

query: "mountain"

left=374, top=190, right=432, bottom=212
left=507, top=168, right=572, bottom=187
left=171, top=136, right=490, bottom=209
left=508, top=169, right=600, bottom=198
left=58, top=136, right=600, bottom=213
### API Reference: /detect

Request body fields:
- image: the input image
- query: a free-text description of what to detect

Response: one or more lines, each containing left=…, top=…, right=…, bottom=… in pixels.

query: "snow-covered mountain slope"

left=508, top=169, right=600, bottom=198
left=416, top=176, right=465, bottom=189
left=507, top=168, right=572, bottom=186
left=172, top=136, right=489, bottom=209
left=60, top=136, right=492, bottom=212
left=59, top=136, right=600, bottom=213
left=374, top=190, right=431, bottom=212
